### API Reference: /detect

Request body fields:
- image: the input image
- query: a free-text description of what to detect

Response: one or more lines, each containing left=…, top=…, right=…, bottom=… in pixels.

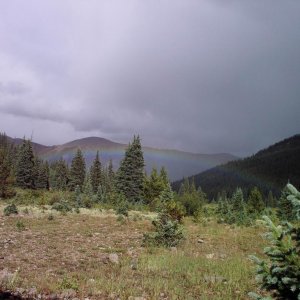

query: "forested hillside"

left=173, top=135, right=300, bottom=200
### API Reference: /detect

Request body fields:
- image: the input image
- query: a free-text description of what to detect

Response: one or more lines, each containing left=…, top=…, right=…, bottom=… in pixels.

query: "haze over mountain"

left=8, top=135, right=237, bottom=181
left=173, top=134, right=300, bottom=199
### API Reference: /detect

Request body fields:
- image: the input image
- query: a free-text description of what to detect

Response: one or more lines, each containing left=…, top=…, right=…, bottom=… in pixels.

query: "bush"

left=143, top=212, right=184, bottom=247
left=16, top=220, right=25, bottom=231
left=4, top=203, right=18, bottom=216
left=163, top=200, right=186, bottom=223
left=249, top=184, right=300, bottom=300
left=51, top=200, right=72, bottom=213
left=115, top=193, right=129, bottom=217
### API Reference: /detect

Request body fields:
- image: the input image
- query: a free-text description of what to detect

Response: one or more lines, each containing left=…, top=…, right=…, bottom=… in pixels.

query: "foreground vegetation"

left=1, top=202, right=267, bottom=299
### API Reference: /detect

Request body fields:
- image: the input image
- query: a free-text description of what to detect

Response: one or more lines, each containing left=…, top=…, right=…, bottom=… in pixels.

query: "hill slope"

left=9, top=136, right=237, bottom=181
left=173, top=134, right=300, bottom=199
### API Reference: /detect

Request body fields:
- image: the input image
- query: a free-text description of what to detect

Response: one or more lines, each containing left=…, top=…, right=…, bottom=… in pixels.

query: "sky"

left=0, top=1, right=299, bottom=156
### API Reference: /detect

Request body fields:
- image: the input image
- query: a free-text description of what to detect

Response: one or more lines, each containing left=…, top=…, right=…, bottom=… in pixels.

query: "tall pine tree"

left=69, top=149, right=86, bottom=191
left=16, top=139, right=35, bottom=189
left=90, top=151, right=102, bottom=193
left=116, top=135, right=144, bottom=202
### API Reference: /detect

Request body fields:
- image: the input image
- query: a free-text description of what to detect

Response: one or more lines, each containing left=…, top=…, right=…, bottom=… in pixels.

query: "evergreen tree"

left=16, top=139, right=35, bottom=189
left=49, top=158, right=69, bottom=190
left=34, top=159, right=49, bottom=189
left=69, top=149, right=86, bottom=191
left=90, top=151, right=102, bottom=193
left=116, top=135, right=145, bottom=202
left=106, top=159, right=115, bottom=193
left=249, top=184, right=300, bottom=300
left=0, top=133, right=15, bottom=198
left=266, top=190, right=275, bottom=207
left=143, top=167, right=165, bottom=205
left=247, top=187, right=265, bottom=215
left=160, top=166, right=169, bottom=186
left=277, top=186, right=296, bottom=221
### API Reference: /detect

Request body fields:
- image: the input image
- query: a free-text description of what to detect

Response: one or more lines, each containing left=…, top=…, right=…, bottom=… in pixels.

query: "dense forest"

left=173, top=134, right=300, bottom=200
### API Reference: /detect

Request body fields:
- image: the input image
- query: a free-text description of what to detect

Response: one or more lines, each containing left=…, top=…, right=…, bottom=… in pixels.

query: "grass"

left=0, top=204, right=266, bottom=299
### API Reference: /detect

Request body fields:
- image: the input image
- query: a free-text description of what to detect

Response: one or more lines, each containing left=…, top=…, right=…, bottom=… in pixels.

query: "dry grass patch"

left=0, top=206, right=266, bottom=299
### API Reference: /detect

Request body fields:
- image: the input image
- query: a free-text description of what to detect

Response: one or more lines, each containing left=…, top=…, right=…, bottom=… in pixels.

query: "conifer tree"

left=107, top=159, right=115, bottom=192
left=160, top=166, right=169, bottom=186
left=49, top=158, right=69, bottom=190
left=0, top=133, right=15, bottom=198
left=277, top=186, right=296, bottom=221
left=116, top=135, right=145, bottom=202
left=249, top=184, right=300, bottom=300
left=69, top=149, right=86, bottom=191
left=34, top=159, right=49, bottom=189
left=247, top=187, right=265, bottom=215
left=16, top=139, right=35, bottom=189
left=143, top=167, right=165, bottom=205
left=90, top=151, right=102, bottom=193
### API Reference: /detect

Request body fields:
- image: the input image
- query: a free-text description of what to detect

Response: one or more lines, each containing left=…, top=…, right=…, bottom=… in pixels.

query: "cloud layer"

left=0, top=0, right=299, bottom=155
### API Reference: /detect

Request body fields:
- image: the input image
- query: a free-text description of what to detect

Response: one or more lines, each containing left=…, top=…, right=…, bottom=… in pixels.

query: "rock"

left=170, top=247, right=177, bottom=252
left=60, top=289, right=77, bottom=299
left=108, top=253, right=119, bottom=264
left=197, top=239, right=204, bottom=243
left=204, top=275, right=227, bottom=284
left=206, top=253, right=215, bottom=259
left=0, top=269, right=13, bottom=284
left=27, top=287, right=37, bottom=296
left=130, top=258, right=138, bottom=270
left=47, top=293, right=59, bottom=300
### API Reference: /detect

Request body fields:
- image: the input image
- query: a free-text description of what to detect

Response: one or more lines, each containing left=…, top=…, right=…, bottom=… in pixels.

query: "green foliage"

left=34, top=158, right=49, bottom=189
left=58, top=276, right=79, bottom=291
left=173, top=135, right=300, bottom=200
left=116, top=135, right=145, bottom=203
left=143, top=167, right=165, bottom=207
left=51, top=200, right=72, bottom=213
left=69, top=149, right=86, bottom=191
left=49, top=158, right=69, bottom=190
left=248, top=187, right=265, bottom=216
left=144, top=182, right=185, bottom=247
left=15, top=139, right=35, bottom=189
left=277, top=186, right=297, bottom=222
left=0, top=133, right=16, bottom=199
left=177, top=178, right=206, bottom=216
left=4, top=203, right=18, bottom=216
left=216, top=187, right=252, bottom=226
left=115, top=194, right=129, bottom=217
left=143, top=211, right=184, bottom=247
left=90, top=151, right=102, bottom=193
left=16, top=220, right=25, bottom=231
left=250, top=184, right=300, bottom=300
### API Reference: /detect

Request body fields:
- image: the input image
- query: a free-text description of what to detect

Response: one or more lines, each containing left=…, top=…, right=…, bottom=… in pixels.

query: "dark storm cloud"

left=0, top=0, right=299, bottom=155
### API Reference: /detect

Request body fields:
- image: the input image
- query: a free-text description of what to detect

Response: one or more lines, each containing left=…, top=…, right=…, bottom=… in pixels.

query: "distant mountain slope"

left=8, top=136, right=237, bottom=181
left=173, top=134, right=300, bottom=199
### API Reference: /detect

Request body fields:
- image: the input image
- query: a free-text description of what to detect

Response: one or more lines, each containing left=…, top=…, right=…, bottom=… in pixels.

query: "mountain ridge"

left=172, top=134, right=300, bottom=199
left=7, top=135, right=238, bottom=181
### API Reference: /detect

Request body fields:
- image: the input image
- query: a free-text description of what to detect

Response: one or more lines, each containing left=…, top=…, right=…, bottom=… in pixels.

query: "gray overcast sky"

left=0, top=0, right=299, bottom=156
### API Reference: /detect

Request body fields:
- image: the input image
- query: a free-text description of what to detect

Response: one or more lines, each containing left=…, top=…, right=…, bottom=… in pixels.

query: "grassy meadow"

left=0, top=198, right=268, bottom=300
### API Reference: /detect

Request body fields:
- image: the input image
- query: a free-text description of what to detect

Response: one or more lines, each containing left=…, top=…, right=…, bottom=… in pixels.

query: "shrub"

left=16, top=220, right=25, bottom=231
left=163, top=200, right=186, bottom=223
left=143, top=211, right=184, bottom=247
left=249, top=184, right=300, bottom=300
left=4, top=203, right=18, bottom=216
left=51, top=200, right=72, bottom=213
left=115, top=193, right=129, bottom=217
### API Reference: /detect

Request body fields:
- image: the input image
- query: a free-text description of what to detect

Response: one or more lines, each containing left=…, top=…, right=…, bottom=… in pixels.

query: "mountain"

left=172, top=134, right=300, bottom=199
left=8, top=136, right=237, bottom=181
